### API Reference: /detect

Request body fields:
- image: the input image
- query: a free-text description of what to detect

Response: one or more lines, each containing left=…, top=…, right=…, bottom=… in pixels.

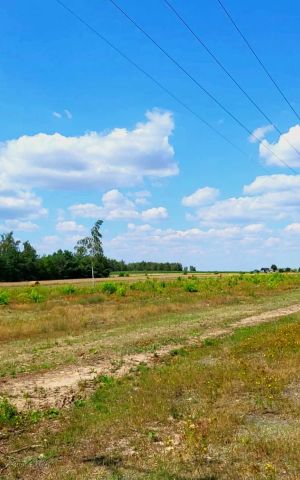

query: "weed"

left=0, top=398, right=18, bottom=425
left=0, top=290, right=9, bottom=305
left=116, top=285, right=126, bottom=297
left=61, top=285, right=76, bottom=295
left=28, top=288, right=44, bottom=303
left=184, top=281, right=198, bottom=292
left=101, top=282, right=118, bottom=294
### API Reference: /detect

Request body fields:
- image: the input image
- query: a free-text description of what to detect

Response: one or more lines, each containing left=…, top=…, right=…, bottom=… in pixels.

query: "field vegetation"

left=0, top=273, right=299, bottom=478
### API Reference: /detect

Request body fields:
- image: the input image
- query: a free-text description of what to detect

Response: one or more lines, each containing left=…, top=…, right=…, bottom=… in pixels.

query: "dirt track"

left=1, top=303, right=299, bottom=411
left=0, top=273, right=210, bottom=288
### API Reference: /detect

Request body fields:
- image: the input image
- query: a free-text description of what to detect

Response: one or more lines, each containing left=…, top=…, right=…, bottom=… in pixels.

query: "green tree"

left=0, top=232, right=21, bottom=281
left=75, top=220, right=107, bottom=282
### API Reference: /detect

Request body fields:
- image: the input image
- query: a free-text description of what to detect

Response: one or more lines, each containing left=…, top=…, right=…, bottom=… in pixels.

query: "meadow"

left=0, top=273, right=299, bottom=479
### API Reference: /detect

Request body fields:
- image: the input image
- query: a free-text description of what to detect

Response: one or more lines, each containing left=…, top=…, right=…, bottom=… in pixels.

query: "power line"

left=163, top=0, right=300, bottom=159
left=107, top=0, right=297, bottom=174
left=54, top=0, right=263, bottom=163
left=217, top=0, right=300, bottom=123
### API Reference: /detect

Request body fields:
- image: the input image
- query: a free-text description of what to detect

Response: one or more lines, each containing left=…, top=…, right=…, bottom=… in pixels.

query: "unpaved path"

left=1, top=303, right=300, bottom=411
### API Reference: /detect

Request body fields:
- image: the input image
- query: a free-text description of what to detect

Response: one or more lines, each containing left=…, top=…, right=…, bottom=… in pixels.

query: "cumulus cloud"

left=56, top=220, right=87, bottom=234
left=193, top=191, right=300, bottom=225
left=0, top=190, right=47, bottom=220
left=244, top=174, right=300, bottom=194
left=182, top=187, right=219, bottom=207
left=0, top=219, right=39, bottom=232
left=104, top=222, right=276, bottom=268
left=259, top=124, right=300, bottom=167
left=0, top=110, right=178, bottom=191
left=248, top=124, right=274, bottom=143
left=185, top=175, right=300, bottom=226
left=141, top=207, right=168, bottom=221
left=284, top=223, right=300, bottom=234
left=70, top=189, right=168, bottom=222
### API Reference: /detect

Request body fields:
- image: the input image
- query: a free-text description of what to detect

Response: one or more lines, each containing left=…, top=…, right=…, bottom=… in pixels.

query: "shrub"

left=61, top=285, right=76, bottom=295
left=184, top=281, right=198, bottom=293
left=0, top=398, right=18, bottom=425
left=118, top=272, right=125, bottom=277
left=28, top=288, right=44, bottom=303
left=0, top=290, right=9, bottom=305
left=116, top=286, right=126, bottom=297
left=101, top=282, right=117, bottom=295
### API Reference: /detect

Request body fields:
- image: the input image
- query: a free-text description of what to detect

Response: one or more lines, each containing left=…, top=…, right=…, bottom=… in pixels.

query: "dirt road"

left=1, top=303, right=299, bottom=411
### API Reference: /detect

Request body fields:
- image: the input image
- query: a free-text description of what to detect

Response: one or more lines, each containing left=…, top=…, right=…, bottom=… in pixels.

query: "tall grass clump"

left=101, top=282, right=117, bottom=295
left=184, top=281, right=199, bottom=293
left=0, top=290, right=9, bottom=305
left=0, top=398, right=18, bottom=425
left=61, top=285, right=77, bottom=295
left=28, top=288, right=44, bottom=303
left=116, top=285, right=126, bottom=297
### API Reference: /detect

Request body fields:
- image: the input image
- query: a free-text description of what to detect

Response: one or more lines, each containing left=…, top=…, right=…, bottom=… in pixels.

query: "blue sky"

left=1, top=0, right=300, bottom=270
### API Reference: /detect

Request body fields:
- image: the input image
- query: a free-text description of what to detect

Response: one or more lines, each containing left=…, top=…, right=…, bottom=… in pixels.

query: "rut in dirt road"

left=1, top=303, right=300, bottom=411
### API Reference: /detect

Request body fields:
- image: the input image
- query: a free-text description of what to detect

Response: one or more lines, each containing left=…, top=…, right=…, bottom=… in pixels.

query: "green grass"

left=1, top=274, right=300, bottom=380
left=2, top=316, right=299, bottom=479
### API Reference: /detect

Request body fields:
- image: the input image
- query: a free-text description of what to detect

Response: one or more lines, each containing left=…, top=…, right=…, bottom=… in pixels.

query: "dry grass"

left=1, top=316, right=299, bottom=479
left=0, top=274, right=300, bottom=478
left=1, top=274, right=300, bottom=379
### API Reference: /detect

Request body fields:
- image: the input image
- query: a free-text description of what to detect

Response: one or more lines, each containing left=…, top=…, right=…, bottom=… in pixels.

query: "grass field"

left=0, top=273, right=299, bottom=479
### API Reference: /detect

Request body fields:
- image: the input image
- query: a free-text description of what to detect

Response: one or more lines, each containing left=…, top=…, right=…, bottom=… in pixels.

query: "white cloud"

left=180, top=173, right=300, bottom=227
left=0, top=190, right=47, bottom=220
left=64, top=109, right=72, bottom=119
left=284, top=223, right=300, bottom=234
left=129, top=190, right=151, bottom=206
left=244, top=174, right=300, bottom=194
left=193, top=190, right=300, bottom=225
left=53, top=110, right=72, bottom=119
left=264, top=236, right=280, bottom=247
left=248, top=124, right=274, bottom=143
left=243, top=223, right=265, bottom=233
left=182, top=187, right=219, bottom=207
left=1, top=110, right=178, bottom=191
left=259, top=124, right=300, bottom=167
left=141, top=207, right=168, bottom=221
left=70, top=189, right=168, bottom=222
left=69, top=203, right=103, bottom=219
left=104, top=222, right=281, bottom=270
left=0, top=219, right=39, bottom=232
left=56, top=220, right=87, bottom=234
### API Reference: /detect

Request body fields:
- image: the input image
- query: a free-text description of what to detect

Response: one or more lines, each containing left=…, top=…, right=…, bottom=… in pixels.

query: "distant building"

left=260, top=267, right=270, bottom=273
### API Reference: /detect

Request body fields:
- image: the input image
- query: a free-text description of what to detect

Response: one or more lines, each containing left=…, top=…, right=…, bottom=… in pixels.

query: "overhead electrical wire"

left=217, top=0, right=300, bottom=123
left=107, top=0, right=298, bottom=174
left=163, top=0, right=300, bottom=159
left=54, top=0, right=267, bottom=167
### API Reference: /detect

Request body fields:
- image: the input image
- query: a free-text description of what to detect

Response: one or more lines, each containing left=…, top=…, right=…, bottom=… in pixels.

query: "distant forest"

left=0, top=224, right=183, bottom=282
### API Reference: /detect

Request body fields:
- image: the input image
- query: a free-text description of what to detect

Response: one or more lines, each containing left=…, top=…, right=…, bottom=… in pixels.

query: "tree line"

left=0, top=221, right=183, bottom=282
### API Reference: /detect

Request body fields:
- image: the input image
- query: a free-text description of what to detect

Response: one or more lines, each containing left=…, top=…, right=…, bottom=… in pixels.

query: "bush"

left=28, top=288, right=44, bottom=303
left=61, top=285, right=76, bottom=295
left=0, top=398, right=18, bottom=425
left=116, top=286, right=126, bottom=297
left=101, top=282, right=117, bottom=295
left=0, top=290, right=9, bottom=305
left=184, top=281, right=198, bottom=293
